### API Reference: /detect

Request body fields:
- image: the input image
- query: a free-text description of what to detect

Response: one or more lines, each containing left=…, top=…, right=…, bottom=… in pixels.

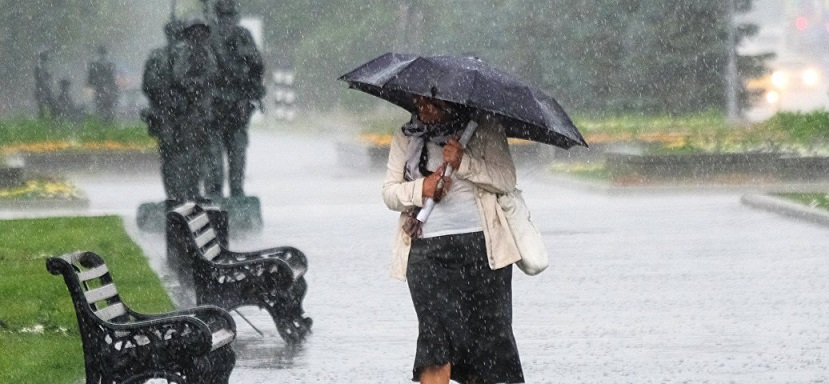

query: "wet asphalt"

left=15, top=125, right=829, bottom=383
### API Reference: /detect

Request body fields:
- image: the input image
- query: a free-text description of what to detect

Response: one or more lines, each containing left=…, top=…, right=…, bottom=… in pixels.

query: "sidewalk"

left=61, top=127, right=827, bottom=383
left=118, top=129, right=829, bottom=383
left=546, top=173, right=829, bottom=227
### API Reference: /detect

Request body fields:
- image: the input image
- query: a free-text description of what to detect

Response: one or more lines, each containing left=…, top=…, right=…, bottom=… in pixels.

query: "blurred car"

left=745, top=58, right=829, bottom=120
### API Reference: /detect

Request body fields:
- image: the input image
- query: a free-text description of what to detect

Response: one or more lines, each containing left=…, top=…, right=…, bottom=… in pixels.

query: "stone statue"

left=142, top=20, right=186, bottom=198
left=34, top=50, right=54, bottom=119
left=205, top=0, right=265, bottom=198
left=86, top=45, right=119, bottom=122
left=55, top=78, right=84, bottom=122
left=168, top=15, right=218, bottom=200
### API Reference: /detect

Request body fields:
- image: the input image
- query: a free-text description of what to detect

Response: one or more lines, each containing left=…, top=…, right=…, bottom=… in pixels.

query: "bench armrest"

left=212, top=256, right=305, bottom=282
left=219, top=246, right=308, bottom=281
left=229, top=246, right=306, bottom=264
left=140, top=305, right=236, bottom=334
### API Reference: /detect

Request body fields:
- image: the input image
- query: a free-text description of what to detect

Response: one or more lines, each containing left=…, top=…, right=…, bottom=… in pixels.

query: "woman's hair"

left=424, top=97, right=470, bottom=120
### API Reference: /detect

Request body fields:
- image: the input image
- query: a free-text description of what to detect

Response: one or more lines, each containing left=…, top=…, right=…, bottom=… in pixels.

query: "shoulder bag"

left=497, top=188, right=549, bottom=276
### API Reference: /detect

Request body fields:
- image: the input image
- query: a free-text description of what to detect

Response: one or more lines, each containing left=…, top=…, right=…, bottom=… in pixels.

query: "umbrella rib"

left=368, top=58, right=418, bottom=86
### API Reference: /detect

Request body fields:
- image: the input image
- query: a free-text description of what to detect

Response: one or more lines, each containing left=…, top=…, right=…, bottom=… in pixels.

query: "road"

left=25, top=126, right=829, bottom=383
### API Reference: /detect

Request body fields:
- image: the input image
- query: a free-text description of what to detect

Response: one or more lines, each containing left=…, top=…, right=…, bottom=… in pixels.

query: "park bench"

left=46, top=251, right=237, bottom=384
left=166, top=202, right=312, bottom=343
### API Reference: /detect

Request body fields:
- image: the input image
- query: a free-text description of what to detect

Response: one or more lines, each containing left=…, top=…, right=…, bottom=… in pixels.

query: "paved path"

left=20, top=127, right=829, bottom=383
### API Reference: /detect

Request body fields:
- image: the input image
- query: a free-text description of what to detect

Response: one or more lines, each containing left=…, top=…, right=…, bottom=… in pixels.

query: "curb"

left=740, top=193, right=829, bottom=227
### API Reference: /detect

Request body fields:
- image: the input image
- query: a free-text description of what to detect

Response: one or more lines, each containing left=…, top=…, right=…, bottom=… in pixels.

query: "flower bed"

left=0, top=118, right=158, bottom=174
left=350, top=112, right=829, bottom=184
left=551, top=112, right=829, bottom=185
left=1, top=140, right=154, bottom=155
left=0, top=177, right=89, bottom=209
left=0, top=176, right=89, bottom=209
left=0, top=178, right=83, bottom=200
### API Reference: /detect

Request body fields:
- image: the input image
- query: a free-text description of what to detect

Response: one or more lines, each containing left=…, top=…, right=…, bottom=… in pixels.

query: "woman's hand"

left=422, top=164, right=451, bottom=202
left=443, top=138, right=463, bottom=170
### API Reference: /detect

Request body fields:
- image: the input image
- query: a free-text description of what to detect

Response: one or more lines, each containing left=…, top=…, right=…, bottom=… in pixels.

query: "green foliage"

left=0, top=216, right=173, bottom=384
left=573, top=112, right=731, bottom=136
left=245, top=0, right=398, bottom=110
left=760, top=111, right=829, bottom=145
left=0, top=117, right=153, bottom=147
left=0, top=0, right=768, bottom=117
left=575, top=110, right=829, bottom=154
left=778, top=193, right=829, bottom=210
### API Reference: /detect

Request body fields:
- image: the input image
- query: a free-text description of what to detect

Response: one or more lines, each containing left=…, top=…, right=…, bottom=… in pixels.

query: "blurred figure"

left=86, top=45, right=119, bottom=122
left=168, top=15, right=218, bottom=200
left=34, top=50, right=55, bottom=119
left=142, top=20, right=186, bottom=198
left=205, top=0, right=265, bottom=198
left=54, top=78, right=84, bottom=122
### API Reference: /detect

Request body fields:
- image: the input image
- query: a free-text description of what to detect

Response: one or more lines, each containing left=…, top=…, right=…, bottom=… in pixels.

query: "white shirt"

left=419, top=141, right=483, bottom=238
left=382, top=115, right=521, bottom=281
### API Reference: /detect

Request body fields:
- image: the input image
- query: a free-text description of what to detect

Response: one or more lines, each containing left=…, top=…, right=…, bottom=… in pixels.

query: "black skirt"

left=407, top=231, right=524, bottom=383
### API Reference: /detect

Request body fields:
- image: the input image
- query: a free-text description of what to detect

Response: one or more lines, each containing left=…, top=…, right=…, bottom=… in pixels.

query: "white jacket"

left=382, top=115, right=521, bottom=281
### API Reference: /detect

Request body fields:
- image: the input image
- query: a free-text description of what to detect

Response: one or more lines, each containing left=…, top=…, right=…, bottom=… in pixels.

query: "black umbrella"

left=338, top=52, right=588, bottom=149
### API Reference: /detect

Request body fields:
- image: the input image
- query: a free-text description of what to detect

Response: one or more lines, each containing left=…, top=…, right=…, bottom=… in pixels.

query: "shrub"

left=760, top=111, right=829, bottom=145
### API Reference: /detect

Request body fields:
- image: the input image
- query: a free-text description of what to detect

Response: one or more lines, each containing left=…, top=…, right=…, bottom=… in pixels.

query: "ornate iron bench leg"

left=186, top=344, right=235, bottom=384
left=274, top=314, right=313, bottom=344
left=262, top=277, right=312, bottom=343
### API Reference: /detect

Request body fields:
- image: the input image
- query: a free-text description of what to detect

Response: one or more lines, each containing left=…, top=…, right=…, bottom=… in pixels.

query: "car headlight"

left=771, top=70, right=789, bottom=88
left=801, top=68, right=820, bottom=87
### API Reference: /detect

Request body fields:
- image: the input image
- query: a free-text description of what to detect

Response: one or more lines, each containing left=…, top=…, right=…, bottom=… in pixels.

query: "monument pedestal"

left=137, top=196, right=263, bottom=234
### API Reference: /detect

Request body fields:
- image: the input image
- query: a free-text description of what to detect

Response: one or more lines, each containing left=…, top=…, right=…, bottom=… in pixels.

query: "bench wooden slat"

left=188, top=213, right=210, bottom=232
left=85, top=283, right=118, bottom=303
left=171, top=202, right=196, bottom=217
left=195, top=228, right=216, bottom=248
left=211, top=329, right=235, bottom=350
left=95, top=302, right=127, bottom=321
left=77, top=264, right=109, bottom=282
left=203, top=244, right=221, bottom=261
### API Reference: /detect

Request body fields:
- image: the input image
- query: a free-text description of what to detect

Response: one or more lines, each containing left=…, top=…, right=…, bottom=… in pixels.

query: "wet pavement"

left=10, top=125, right=829, bottom=383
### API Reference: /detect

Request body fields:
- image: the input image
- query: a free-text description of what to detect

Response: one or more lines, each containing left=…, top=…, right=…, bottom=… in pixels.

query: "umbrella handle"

left=416, top=120, right=479, bottom=223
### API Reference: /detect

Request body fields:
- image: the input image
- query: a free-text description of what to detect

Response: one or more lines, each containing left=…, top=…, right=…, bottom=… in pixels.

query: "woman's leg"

left=419, top=363, right=451, bottom=384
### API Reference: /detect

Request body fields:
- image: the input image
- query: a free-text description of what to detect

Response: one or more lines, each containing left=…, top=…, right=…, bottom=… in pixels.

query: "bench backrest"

left=169, top=202, right=223, bottom=262
left=47, top=251, right=131, bottom=325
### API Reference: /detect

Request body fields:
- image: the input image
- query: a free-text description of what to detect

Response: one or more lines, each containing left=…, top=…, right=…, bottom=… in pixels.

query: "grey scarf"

left=401, top=114, right=468, bottom=181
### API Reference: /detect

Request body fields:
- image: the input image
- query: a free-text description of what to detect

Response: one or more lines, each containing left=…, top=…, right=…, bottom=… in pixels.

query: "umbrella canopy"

left=338, top=52, right=587, bottom=149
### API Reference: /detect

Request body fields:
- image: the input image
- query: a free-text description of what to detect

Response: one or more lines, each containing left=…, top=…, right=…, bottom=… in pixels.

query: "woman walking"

left=382, top=95, right=524, bottom=384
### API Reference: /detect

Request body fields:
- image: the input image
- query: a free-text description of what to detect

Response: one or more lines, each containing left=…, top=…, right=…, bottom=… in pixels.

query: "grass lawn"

left=0, top=216, right=174, bottom=384
left=0, top=117, right=154, bottom=154
left=777, top=193, right=829, bottom=210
